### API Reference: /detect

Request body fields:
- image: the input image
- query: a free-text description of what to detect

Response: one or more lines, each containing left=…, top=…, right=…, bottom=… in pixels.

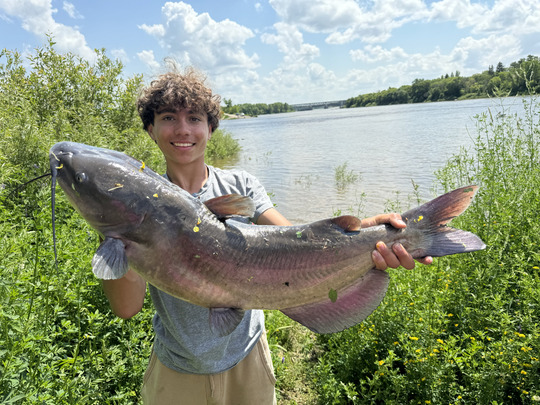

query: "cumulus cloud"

left=0, top=0, right=95, bottom=61
left=344, top=32, right=524, bottom=97
left=269, top=0, right=428, bottom=44
left=137, top=49, right=161, bottom=71
left=429, top=0, right=540, bottom=36
left=63, top=1, right=83, bottom=19
left=452, top=34, right=523, bottom=69
left=269, top=0, right=362, bottom=31
left=261, top=22, right=319, bottom=70
left=139, top=2, right=259, bottom=73
left=220, top=0, right=540, bottom=102
left=350, top=45, right=409, bottom=63
left=111, top=48, right=129, bottom=64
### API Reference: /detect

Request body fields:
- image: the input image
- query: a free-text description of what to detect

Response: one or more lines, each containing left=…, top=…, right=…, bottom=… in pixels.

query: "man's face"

left=148, top=107, right=212, bottom=168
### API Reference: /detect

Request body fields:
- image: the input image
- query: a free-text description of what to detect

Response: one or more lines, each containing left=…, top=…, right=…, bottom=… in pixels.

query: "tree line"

left=222, top=98, right=294, bottom=116
left=222, top=55, right=540, bottom=115
left=346, top=55, right=540, bottom=108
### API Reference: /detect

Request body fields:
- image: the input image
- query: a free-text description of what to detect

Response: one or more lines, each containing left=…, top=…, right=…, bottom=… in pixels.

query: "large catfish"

left=50, top=142, right=485, bottom=336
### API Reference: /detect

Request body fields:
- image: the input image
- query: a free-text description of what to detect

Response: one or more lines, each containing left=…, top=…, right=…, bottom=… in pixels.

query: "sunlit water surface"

left=220, top=97, right=527, bottom=223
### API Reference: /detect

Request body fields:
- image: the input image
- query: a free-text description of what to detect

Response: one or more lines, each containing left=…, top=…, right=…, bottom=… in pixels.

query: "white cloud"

left=63, top=1, right=83, bottom=19
left=137, top=49, right=161, bottom=71
left=344, top=32, right=524, bottom=98
left=111, top=48, right=129, bottom=63
left=269, top=0, right=428, bottom=44
left=0, top=0, right=95, bottom=61
left=269, top=0, right=362, bottom=31
left=261, top=22, right=319, bottom=70
left=139, top=1, right=259, bottom=73
left=350, top=45, right=409, bottom=63
left=134, top=0, right=540, bottom=104
left=452, top=34, right=522, bottom=69
left=429, top=0, right=540, bottom=36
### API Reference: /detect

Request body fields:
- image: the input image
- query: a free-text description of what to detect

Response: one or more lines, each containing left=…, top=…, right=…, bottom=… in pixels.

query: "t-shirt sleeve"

left=243, top=173, right=274, bottom=223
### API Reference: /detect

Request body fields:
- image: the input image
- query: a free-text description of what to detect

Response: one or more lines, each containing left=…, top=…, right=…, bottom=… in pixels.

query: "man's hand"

left=361, top=213, right=433, bottom=271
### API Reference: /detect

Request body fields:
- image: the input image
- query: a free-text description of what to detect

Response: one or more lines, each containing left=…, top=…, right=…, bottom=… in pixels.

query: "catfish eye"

left=75, top=172, right=87, bottom=183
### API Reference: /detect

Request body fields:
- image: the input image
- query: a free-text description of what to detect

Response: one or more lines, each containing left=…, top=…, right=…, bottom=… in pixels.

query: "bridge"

left=290, top=99, right=347, bottom=111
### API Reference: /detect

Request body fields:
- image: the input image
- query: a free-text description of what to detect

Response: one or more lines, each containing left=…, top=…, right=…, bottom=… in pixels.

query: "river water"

left=220, top=97, right=527, bottom=223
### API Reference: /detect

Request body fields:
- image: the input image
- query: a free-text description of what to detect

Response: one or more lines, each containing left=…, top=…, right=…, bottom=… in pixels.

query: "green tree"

left=411, top=79, right=430, bottom=103
left=443, top=76, right=464, bottom=100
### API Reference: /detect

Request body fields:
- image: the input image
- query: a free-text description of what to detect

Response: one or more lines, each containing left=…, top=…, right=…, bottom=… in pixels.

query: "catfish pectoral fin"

left=209, top=308, right=246, bottom=337
left=91, top=237, right=129, bottom=280
left=281, top=268, right=390, bottom=334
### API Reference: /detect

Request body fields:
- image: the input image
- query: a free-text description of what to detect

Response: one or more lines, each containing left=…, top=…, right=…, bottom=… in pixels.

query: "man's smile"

left=172, top=142, right=195, bottom=147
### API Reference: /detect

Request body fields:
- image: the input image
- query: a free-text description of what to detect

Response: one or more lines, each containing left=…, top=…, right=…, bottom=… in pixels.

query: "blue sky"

left=1, top=0, right=540, bottom=104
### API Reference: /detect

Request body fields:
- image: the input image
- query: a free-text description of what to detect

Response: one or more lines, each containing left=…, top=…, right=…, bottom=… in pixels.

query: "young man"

left=102, top=67, right=432, bottom=404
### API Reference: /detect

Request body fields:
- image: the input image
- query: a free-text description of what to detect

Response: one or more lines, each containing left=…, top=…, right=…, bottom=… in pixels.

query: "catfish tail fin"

left=402, top=185, right=486, bottom=258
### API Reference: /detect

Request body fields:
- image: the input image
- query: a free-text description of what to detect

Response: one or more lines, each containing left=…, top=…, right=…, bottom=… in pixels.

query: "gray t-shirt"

left=149, top=165, right=275, bottom=374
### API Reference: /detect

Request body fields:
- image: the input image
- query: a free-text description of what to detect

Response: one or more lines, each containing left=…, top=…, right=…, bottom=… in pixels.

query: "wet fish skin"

left=50, top=141, right=486, bottom=336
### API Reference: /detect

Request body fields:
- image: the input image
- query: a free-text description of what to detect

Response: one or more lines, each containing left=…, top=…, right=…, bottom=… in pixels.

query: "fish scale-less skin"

left=131, top=217, right=394, bottom=309
left=50, top=142, right=485, bottom=334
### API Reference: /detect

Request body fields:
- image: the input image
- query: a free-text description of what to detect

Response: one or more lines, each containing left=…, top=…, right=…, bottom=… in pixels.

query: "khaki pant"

left=141, top=333, right=277, bottom=405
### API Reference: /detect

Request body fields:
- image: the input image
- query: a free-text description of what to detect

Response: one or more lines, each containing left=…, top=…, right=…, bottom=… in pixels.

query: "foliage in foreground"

left=311, top=97, right=540, bottom=404
left=0, top=40, right=239, bottom=403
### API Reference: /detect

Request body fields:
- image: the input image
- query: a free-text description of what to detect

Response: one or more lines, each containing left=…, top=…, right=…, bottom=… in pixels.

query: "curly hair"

left=137, top=66, right=221, bottom=132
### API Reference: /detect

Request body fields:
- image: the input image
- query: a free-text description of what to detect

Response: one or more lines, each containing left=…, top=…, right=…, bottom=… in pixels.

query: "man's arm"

left=102, top=269, right=147, bottom=319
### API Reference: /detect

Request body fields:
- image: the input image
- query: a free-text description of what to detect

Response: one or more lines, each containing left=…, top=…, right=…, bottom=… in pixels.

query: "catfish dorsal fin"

left=204, top=194, right=255, bottom=219
left=331, top=215, right=362, bottom=232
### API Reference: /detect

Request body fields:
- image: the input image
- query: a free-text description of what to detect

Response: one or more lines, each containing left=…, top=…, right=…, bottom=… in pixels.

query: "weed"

left=334, top=162, right=360, bottom=190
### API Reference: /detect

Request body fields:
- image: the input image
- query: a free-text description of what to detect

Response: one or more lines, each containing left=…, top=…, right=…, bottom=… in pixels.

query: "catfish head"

left=50, top=141, right=164, bottom=237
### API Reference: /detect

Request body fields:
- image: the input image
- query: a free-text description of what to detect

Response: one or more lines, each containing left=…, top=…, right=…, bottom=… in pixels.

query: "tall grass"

left=311, top=96, right=540, bottom=404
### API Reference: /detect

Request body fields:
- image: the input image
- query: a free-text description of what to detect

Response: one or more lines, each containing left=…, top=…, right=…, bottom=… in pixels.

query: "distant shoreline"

left=222, top=112, right=252, bottom=120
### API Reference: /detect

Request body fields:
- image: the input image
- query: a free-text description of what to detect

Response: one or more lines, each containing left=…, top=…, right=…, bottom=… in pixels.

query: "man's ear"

left=147, top=124, right=156, bottom=142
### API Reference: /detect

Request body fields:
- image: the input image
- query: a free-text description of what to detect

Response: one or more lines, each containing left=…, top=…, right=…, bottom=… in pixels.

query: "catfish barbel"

left=50, top=141, right=485, bottom=336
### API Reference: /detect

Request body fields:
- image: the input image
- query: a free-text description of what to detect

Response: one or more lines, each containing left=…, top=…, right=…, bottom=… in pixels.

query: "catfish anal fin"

left=92, top=237, right=129, bottom=280
left=281, top=268, right=390, bottom=334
